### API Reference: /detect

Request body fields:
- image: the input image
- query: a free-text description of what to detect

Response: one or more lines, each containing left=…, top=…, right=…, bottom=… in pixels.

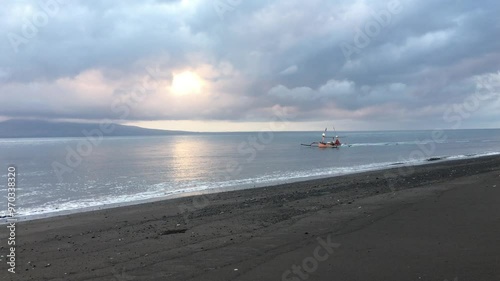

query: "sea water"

left=1, top=129, right=499, bottom=219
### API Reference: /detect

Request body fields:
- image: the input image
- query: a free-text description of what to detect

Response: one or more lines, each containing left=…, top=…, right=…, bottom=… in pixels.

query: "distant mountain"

left=0, top=119, right=193, bottom=138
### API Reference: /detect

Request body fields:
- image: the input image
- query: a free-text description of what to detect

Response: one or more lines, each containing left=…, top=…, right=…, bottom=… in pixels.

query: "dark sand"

left=1, top=156, right=500, bottom=281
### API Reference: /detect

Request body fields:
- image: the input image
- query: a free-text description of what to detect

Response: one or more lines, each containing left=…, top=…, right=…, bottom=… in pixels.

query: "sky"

left=1, top=0, right=499, bottom=132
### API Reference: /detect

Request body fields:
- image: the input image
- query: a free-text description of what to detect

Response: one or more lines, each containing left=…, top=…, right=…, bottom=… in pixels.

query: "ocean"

left=1, top=129, right=500, bottom=220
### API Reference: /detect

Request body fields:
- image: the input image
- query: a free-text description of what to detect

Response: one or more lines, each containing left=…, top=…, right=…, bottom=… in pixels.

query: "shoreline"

left=7, top=152, right=500, bottom=223
left=2, top=155, right=500, bottom=280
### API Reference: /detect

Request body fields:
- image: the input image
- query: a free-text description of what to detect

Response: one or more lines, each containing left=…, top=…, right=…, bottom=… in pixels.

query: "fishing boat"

left=301, top=127, right=345, bottom=148
left=318, top=141, right=341, bottom=148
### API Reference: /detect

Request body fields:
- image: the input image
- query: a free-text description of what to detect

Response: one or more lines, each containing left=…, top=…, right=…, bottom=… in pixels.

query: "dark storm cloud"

left=0, top=0, right=499, bottom=127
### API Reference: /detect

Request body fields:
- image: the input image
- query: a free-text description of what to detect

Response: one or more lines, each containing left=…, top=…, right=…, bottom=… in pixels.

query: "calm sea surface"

left=1, top=129, right=500, bottom=219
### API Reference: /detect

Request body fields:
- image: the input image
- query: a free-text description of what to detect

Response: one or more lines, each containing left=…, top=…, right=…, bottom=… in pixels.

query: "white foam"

left=15, top=189, right=168, bottom=217
left=447, top=151, right=500, bottom=160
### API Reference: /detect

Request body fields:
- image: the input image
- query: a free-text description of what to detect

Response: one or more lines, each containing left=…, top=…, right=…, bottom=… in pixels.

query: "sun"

left=171, top=71, right=203, bottom=95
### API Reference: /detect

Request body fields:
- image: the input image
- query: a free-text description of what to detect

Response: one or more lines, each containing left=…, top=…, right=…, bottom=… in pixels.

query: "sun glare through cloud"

left=171, top=71, right=203, bottom=96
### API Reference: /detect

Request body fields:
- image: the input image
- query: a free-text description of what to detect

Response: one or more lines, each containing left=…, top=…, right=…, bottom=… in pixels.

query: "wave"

left=423, top=151, right=500, bottom=162
left=447, top=151, right=500, bottom=160
left=9, top=189, right=170, bottom=219
left=6, top=151, right=500, bottom=221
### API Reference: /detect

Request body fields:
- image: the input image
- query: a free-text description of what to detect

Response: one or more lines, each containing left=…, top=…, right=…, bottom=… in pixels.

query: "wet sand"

left=1, top=156, right=500, bottom=281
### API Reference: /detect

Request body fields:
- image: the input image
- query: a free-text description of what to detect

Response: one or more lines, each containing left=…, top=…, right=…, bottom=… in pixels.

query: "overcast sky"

left=1, top=0, right=499, bottom=131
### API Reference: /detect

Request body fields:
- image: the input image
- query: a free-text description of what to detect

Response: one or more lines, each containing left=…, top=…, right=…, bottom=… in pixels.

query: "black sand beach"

left=2, top=156, right=500, bottom=281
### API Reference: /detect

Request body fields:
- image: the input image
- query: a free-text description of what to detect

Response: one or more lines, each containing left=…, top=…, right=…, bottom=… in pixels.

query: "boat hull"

left=318, top=142, right=340, bottom=148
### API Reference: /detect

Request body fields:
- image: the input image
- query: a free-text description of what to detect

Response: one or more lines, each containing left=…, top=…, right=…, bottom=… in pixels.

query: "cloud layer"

left=1, top=0, right=499, bottom=129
